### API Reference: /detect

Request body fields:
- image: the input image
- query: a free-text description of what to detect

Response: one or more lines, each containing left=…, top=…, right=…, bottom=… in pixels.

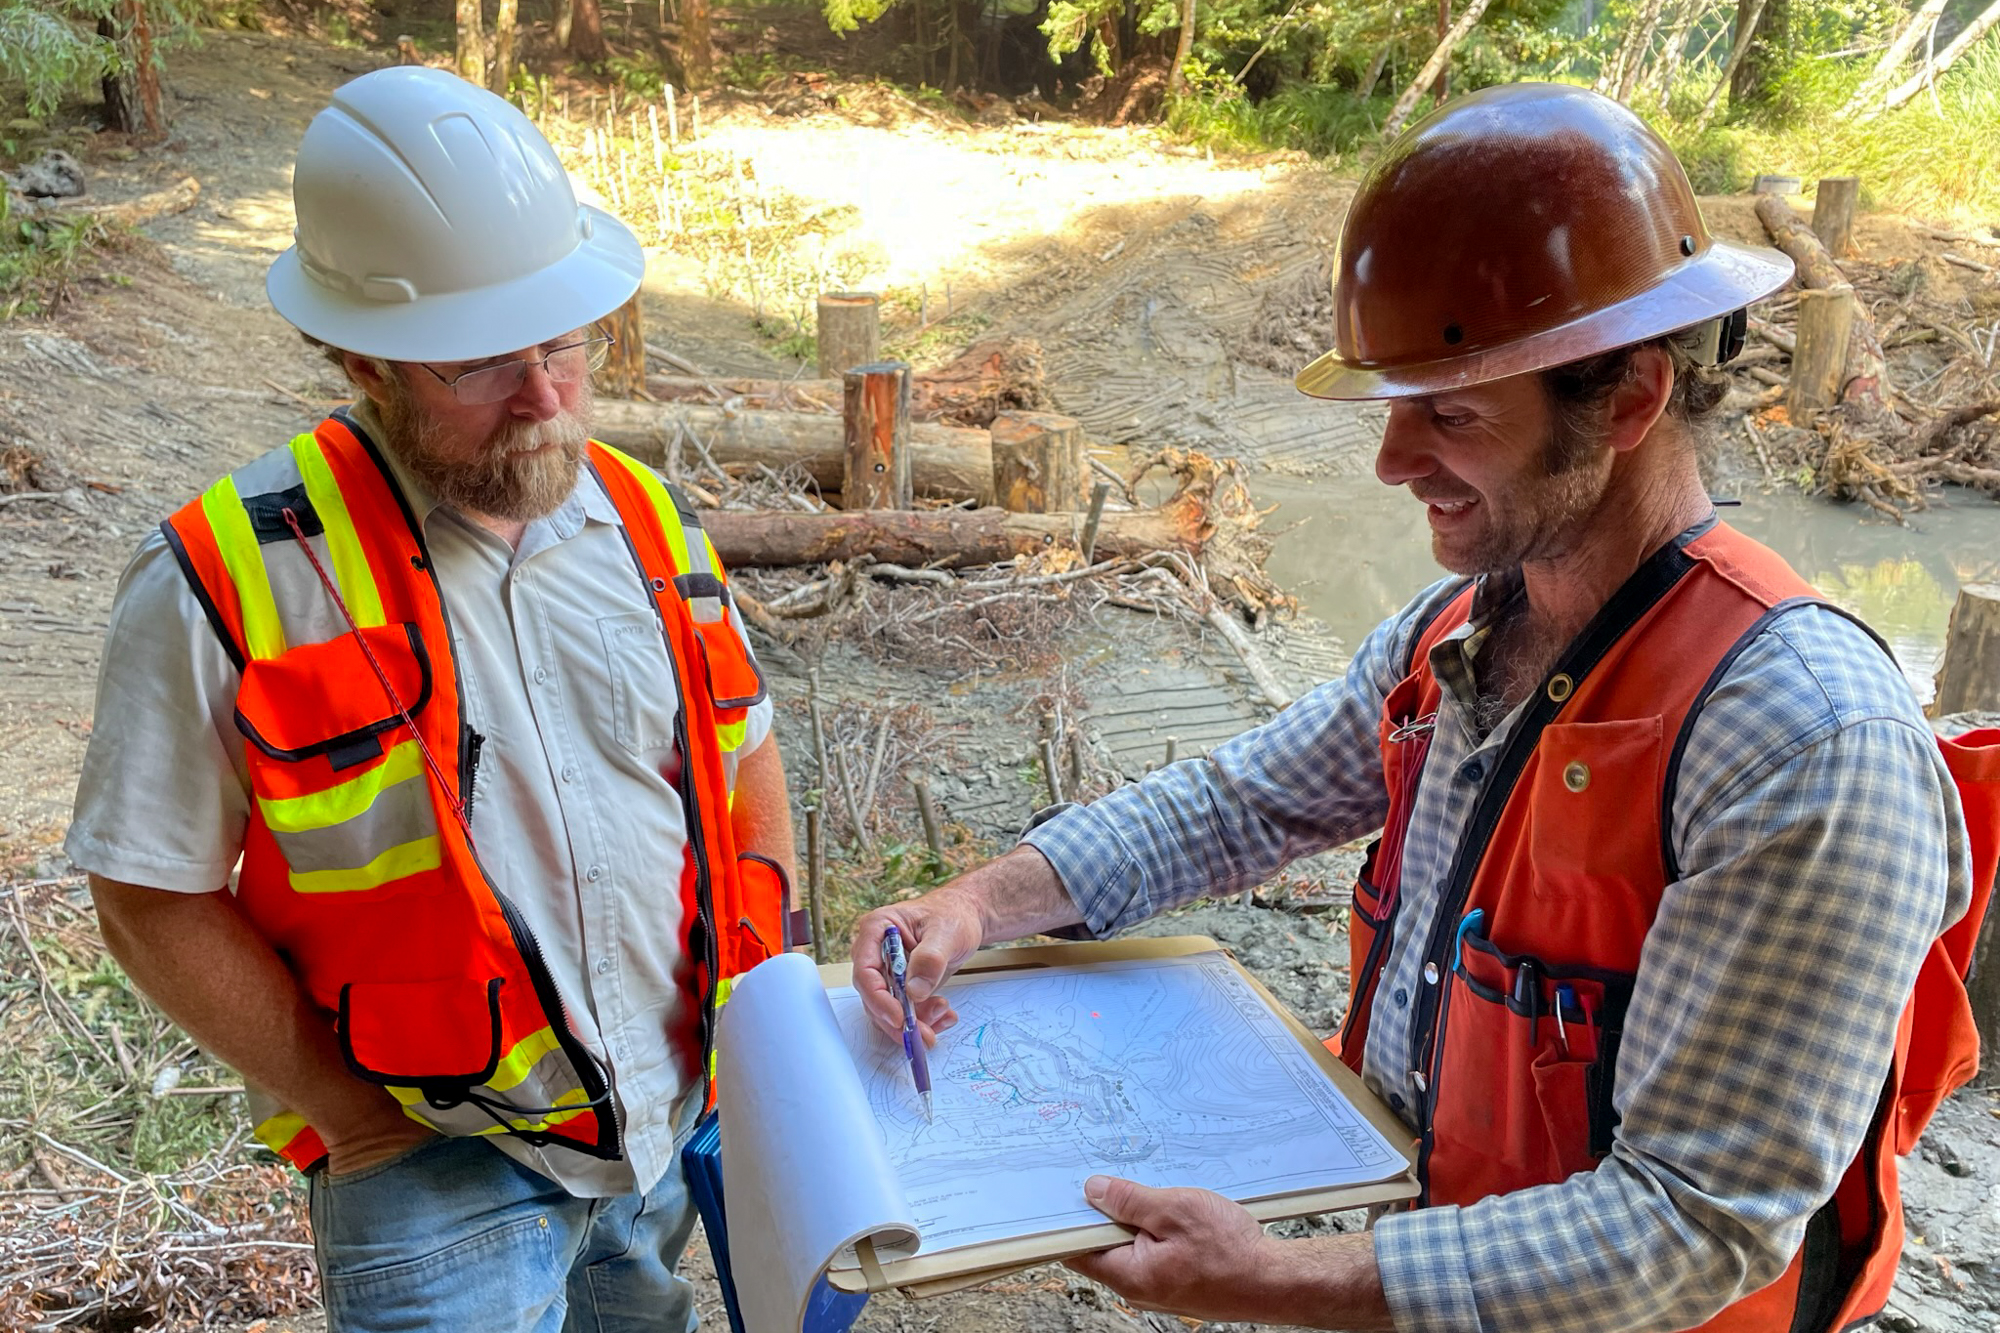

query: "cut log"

left=843, top=361, right=911, bottom=509
left=1755, top=194, right=1891, bottom=414
left=59, top=176, right=199, bottom=228
left=700, top=504, right=1207, bottom=570
left=1933, top=583, right=2000, bottom=715
left=1788, top=286, right=1855, bottom=422
left=990, top=410, right=1086, bottom=513
left=816, top=292, right=880, bottom=379
left=589, top=400, right=993, bottom=504
left=595, top=293, right=646, bottom=398
left=643, top=336, right=1047, bottom=428
left=1812, top=176, right=1860, bottom=258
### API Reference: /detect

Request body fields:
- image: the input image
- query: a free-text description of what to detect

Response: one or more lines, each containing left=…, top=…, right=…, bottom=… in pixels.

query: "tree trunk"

left=1382, top=0, right=1496, bottom=137
left=1645, top=0, right=1702, bottom=105
left=1728, top=0, right=1786, bottom=106
left=700, top=504, right=1209, bottom=570
left=815, top=291, right=881, bottom=379
left=97, top=0, right=167, bottom=138
left=456, top=0, right=486, bottom=87
left=595, top=294, right=647, bottom=398
left=1932, top=583, right=2000, bottom=715
left=683, top=0, right=714, bottom=89
left=1696, top=0, right=1767, bottom=127
left=1850, top=0, right=1952, bottom=109
left=1615, top=0, right=1669, bottom=101
left=1876, top=0, right=2000, bottom=113
left=990, top=411, right=1087, bottom=513
left=555, top=0, right=575, bottom=47
left=1430, top=0, right=1451, bottom=102
left=1166, top=0, right=1196, bottom=96
left=1357, top=44, right=1392, bottom=98
left=590, top=401, right=996, bottom=504
left=1755, top=194, right=1891, bottom=414
left=491, top=0, right=518, bottom=94
left=843, top=362, right=913, bottom=510
left=569, top=0, right=608, bottom=60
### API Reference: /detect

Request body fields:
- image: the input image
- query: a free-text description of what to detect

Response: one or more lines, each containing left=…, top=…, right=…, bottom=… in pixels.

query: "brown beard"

left=378, top=375, right=595, bottom=522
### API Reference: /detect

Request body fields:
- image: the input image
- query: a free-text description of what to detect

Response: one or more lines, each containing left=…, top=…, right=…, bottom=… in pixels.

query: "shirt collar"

left=335, top=401, right=621, bottom=539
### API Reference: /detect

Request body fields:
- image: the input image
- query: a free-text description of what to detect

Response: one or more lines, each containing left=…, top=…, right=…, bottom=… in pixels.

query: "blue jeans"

left=309, top=1136, right=700, bottom=1333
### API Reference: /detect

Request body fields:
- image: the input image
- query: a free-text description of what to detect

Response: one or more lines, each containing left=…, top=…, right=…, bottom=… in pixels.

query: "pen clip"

left=1451, top=909, right=1486, bottom=974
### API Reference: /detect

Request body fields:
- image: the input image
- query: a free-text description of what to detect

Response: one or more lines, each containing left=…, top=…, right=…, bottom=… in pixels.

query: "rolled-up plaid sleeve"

left=1373, top=608, right=1970, bottom=1332
left=1023, top=579, right=1465, bottom=936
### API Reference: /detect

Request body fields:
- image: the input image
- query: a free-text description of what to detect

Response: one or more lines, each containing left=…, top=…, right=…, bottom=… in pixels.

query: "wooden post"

left=1932, top=583, right=2000, bottom=715
left=910, top=775, right=945, bottom=873
left=1039, top=738, right=1066, bottom=805
left=1080, top=480, right=1111, bottom=564
left=1812, top=176, right=1861, bottom=258
left=990, top=411, right=1086, bottom=514
left=804, top=805, right=826, bottom=964
left=816, top=291, right=881, bottom=378
left=842, top=361, right=912, bottom=509
left=595, top=292, right=646, bottom=398
left=1787, top=286, right=1855, bottom=423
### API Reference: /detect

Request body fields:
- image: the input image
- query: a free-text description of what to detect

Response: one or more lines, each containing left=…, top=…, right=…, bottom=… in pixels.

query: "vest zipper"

left=461, top=730, right=486, bottom=825
left=353, top=421, right=621, bottom=1159
left=1405, top=542, right=1698, bottom=1195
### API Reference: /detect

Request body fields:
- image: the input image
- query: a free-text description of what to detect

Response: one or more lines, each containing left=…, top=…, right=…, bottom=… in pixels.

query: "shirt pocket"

left=597, top=610, right=680, bottom=757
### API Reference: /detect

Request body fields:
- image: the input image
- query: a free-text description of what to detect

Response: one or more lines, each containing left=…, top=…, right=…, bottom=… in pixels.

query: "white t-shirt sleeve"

left=64, top=529, right=250, bottom=892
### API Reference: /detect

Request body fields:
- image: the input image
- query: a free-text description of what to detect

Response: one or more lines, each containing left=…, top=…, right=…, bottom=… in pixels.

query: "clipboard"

left=814, top=934, right=1420, bottom=1298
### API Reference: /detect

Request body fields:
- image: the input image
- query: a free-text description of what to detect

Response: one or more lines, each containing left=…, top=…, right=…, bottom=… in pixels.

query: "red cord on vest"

left=281, top=507, right=473, bottom=840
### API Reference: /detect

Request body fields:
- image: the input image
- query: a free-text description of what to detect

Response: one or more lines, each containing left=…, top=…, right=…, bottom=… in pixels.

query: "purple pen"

left=880, top=925, right=934, bottom=1122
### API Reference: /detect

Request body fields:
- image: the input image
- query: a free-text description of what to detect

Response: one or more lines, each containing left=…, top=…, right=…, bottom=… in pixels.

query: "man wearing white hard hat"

left=69, top=67, right=798, bottom=1331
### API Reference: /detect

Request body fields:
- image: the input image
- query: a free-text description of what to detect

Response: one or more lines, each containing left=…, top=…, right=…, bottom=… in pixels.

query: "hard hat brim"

left=267, top=205, right=645, bottom=364
left=1294, top=239, right=1794, bottom=401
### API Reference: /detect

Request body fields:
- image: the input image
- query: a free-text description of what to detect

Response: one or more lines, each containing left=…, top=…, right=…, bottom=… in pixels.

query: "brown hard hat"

left=1296, top=83, right=1793, bottom=401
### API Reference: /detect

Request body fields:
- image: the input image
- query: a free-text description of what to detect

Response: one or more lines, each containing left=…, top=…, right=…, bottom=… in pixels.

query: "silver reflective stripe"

left=392, top=1041, right=595, bottom=1137
left=227, top=445, right=354, bottom=647
left=268, top=772, right=437, bottom=873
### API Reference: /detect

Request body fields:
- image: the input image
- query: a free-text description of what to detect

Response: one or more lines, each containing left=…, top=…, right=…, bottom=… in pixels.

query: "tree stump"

left=1934, top=583, right=2000, bottom=715
left=97, top=1, right=167, bottom=139
left=842, top=361, right=912, bottom=510
left=595, top=293, right=646, bottom=399
left=1788, top=286, right=1855, bottom=423
left=990, top=411, right=1086, bottom=513
left=816, top=292, right=880, bottom=379
left=1812, top=176, right=1860, bottom=258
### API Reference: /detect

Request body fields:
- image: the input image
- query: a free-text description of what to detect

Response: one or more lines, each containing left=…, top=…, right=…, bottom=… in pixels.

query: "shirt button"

left=561, top=765, right=576, bottom=782
left=1411, top=1070, right=1429, bottom=1093
left=1461, top=760, right=1484, bottom=782
left=533, top=666, right=548, bottom=684
left=1389, top=1093, right=1406, bottom=1112
left=586, top=865, right=603, bottom=882
left=1393, top=987, right=1409, bottom=1007
left=1423, top=962, right=1441, bottom=985
left=596, top=958, right=612, bottom=975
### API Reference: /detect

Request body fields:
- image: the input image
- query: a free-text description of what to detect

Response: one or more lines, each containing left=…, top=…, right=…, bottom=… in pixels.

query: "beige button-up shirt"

left=67, top=417, right=773, bottom=1197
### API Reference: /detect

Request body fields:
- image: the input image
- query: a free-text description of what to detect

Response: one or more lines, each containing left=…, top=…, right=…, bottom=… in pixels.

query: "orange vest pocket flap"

left=238, top=623, right=433, bottom=763
left=690, top=611, right=766, bottom=712
left=338, top=977, right=502, bottom=1088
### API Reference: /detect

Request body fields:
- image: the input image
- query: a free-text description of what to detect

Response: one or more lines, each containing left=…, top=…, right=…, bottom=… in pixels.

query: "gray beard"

left=379, top=380, right=594, bottom=522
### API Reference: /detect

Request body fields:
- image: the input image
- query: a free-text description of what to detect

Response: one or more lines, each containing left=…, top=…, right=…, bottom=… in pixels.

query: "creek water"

left=1255, top=474, right=2000, bottom=705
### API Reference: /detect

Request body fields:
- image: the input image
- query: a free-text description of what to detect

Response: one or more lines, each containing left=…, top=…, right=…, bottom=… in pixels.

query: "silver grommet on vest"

left=1547, top=673, right=1575, bottom=702
left=1564, top=761, right=1591, bottom=792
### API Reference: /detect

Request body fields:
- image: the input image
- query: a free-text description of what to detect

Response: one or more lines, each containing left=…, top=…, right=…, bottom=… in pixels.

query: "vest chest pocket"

left=236, top=624, right=444, bottom=895
left=1526, top=718, right=1665, bottom=911
left=599, top=610, right=680, bottom=757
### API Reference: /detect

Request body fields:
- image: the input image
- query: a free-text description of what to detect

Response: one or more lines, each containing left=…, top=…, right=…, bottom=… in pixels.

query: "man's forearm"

left=89, top=875, right=409, bottom=1141
left=959, top=844, right=1086, bottom=943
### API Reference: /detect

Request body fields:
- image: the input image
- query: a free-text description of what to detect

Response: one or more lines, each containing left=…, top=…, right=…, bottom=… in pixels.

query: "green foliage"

left=0, top=0, right=204, bottom=120
left=606, top=50, right=667, bottom=98
left=822, top=0, right=896, bottom=36
left=0, top=196, right=115, bottom=319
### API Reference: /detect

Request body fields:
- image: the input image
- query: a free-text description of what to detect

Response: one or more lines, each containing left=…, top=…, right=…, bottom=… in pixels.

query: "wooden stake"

left=990, top=411, right=1087, bottom=513
left=649, top=104, right=664, bottom=173
left=1932, top=582, right=2000, bottom=715
left=1080, top=480, right=1111, bottom=562
left=1039, top=738, right=1066, bottom=805
left=842, top=361, right=913, bottom=509
left=910, top=775, right=946, bottom=871
left=805, top=805, right=826, bottom=964
left=1812, top=176, right=1861, bottom=258
left=1163, top=736, right=1179, bottom=765
left=667, top=85, right=680, bottom=143
left=816, top=291, right=882, bottom=378
left=596, top=292, right=647, bottom=398
left=1788, top=285, right=1856, bottom=423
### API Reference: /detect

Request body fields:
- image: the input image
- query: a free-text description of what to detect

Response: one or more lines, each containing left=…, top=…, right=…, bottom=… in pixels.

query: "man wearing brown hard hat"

left=850, top=84, right=1995, bottom=1332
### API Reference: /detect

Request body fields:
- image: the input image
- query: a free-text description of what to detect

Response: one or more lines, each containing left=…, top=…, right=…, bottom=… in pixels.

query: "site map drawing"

left=827, top=952, right=1404, bottom=1257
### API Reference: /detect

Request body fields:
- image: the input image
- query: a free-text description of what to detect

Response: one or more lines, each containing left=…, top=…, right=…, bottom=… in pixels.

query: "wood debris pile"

left=0, top=879, right=317, bottom=1330
left=1735, top=204, right=1999, bottom=519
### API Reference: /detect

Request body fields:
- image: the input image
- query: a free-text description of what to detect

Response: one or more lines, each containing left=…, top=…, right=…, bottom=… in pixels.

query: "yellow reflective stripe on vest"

left=199, top=476, right=286, bottom=660
left=388, top=1085, right=593, bottom=1135
left=287, top=835, right=442, bottom=894
left=488, top=1026, right=563, bottom=1094
left=253, top=1108, right=309, bottom=1155
left=257, top=740, right=426, bottom=833
left=288, top=431, right=385, bottom=629
left=716, top=718, right=748, bottom=753
left=596, top=444, right=695, bottom=576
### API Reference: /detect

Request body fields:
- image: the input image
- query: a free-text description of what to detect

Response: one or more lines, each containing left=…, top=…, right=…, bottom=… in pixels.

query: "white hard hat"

left=267, top=66, right=643, bottom=363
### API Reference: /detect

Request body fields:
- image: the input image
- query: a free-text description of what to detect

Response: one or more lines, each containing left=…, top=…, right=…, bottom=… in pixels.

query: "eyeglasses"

left=422, top=329, right=615, bottom=405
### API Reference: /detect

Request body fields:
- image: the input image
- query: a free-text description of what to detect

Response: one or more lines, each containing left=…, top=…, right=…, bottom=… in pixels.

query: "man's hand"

left=320, top=1105, right=437, bottom=1178
left=1065, top=1177, right=1277, bottom=1321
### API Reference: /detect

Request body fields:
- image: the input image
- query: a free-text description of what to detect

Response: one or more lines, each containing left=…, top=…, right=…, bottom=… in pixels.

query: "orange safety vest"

left=1331, top=521, right=2000, bottom=1332
left=160, top=412, right=789, bottom=1172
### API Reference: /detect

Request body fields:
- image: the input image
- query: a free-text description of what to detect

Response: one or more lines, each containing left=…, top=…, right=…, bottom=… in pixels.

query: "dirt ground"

left=3, top=23, right=1998, bottom=1333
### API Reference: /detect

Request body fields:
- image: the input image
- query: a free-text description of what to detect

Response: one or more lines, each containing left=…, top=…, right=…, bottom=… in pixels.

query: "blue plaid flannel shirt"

left=1025, top=570, right=1972, bottom=1333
